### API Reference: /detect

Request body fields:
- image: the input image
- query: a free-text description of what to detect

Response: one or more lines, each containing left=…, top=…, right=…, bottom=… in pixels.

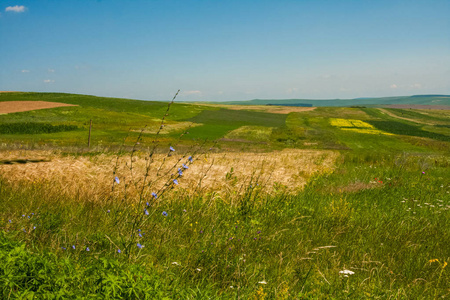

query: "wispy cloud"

left=5, top=5, right=26, bottom=13
left=182, top=90, right=202, bottom=96
left=43, top=79, right=55, bottom=83
left=21, top=70, right=30, bottom=73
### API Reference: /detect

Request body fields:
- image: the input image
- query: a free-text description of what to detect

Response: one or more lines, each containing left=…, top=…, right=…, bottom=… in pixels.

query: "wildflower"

left=61, top=247, right=66, bottom=250
left=169, top=146, right=175, bottom=152
left=182, top=164, right=188, bottom=169
left=86, top=247, right=90, bottom=251
left=115, top=176, right=120, bottom=184
left=144, top=209, right=149, bottom=216
left=33, top=226, right=36, bottom=230
left=171, top=262, right=180, bottom=266
left=258, top=280, right=268, bottom=284
left=188, top=156, right=193, bottom=162
left=137, top=243, right=143, bottom=249
left=72, top=245, right=75, bottom=250
left=8, top=220, right=11, bottom=223
left=139, top=233, right=143, bottom=237
left=178, top=168, right=183, bottom=176
left=173, top=179, right=178, bottom=185
left=196, top=268, right=201, bottom=272
left=118, top=249, right=121, bottom=253
left=22, top=214, right=25, bottom=217
left=422, top=171, right=425, bottom=174
left=339, top=269, right=355, bottom=277
left=162, top=211, right=168, bottom=217
left=151, top=192, right=157, bottom=199
left=183, top=209, right=187, bottom=212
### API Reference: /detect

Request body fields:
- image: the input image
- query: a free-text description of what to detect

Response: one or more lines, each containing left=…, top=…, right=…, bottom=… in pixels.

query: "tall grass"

left=1, top=150, right=448, bottom=298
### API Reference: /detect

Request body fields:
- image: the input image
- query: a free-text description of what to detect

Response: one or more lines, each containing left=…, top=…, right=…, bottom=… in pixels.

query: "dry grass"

left=0, top=149, right=338, bottom=201
left=132, top=122, right=202, bottom=134
left=0, top=101, right=77, bottom=114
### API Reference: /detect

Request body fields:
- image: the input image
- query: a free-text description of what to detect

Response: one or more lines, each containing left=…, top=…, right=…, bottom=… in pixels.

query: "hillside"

left=217, top=95, right=450, bottom=107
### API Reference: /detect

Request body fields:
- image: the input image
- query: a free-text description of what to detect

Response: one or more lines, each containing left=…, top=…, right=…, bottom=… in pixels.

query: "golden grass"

left=132, top=121, right=202, bottom=134
left=224, top=126, right=273, bottom=141
left=0, top=149, right=338, bottom=201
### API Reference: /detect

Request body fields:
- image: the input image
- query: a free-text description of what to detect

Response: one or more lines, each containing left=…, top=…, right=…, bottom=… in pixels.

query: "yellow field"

left=330, top=118, right=393, bottom=135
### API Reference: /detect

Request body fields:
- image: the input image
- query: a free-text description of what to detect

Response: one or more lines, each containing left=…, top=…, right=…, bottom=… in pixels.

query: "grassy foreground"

left=0, top=92, right=449, bottom=298
left=1, top=151, right=449, bottom=299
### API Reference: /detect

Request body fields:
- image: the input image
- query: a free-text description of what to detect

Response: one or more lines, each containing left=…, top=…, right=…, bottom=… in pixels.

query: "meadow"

left=0, top=92, right=449, bottom=299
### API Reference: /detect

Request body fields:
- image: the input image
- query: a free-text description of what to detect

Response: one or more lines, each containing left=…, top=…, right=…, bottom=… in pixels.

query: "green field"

left=0, top=92, right=449, bottom=298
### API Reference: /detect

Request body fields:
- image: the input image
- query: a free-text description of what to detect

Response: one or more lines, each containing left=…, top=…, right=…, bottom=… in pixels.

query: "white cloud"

left=390, top=84, right=397, bottom=89
left=21, top=70, right=30, bottom=73
left=182, top=90, right=202, bottom=96
left=43, top=79, right=55, bottom=83
left=286, top=87, right=299, bottom=94
left=5, top=5, right=26, bottom=13
left=48, top=69, right=55, bottom=73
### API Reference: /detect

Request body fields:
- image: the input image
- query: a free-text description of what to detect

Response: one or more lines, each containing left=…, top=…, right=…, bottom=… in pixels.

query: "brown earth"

left=0, top=101, right=77, bottom=114
left=385, top=104, right=450, bottom=110
left=193, top=103, right=316, bottom=114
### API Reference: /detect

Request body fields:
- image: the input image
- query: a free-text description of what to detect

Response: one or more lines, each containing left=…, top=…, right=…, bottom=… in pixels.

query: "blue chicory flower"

left=169, top=146, right=175, bottom=152
left=162, top=211, right=168, bottom=217
left=173, top=179, right=178, bottom=185
left=144, top=209, right=149, bottom=216
left=188, top=156, right=193, bottom=162
left=182, top=164, right=188, bottom=169
left=86, top=247, right=90, bottom=251
left=115, top=176, right=120, bottom=184
left=151, top=192, right=158, bottom=199
left=137, top=243, right=142, bottom=249
left=118, top=249, right=121, bottom=253
left=72, top=245, right=75, bottom=250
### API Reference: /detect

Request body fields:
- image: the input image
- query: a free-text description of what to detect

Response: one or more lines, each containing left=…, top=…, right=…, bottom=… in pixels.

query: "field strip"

left=192, top=103, right=316, bottom=114
left=0, top=149, right=338, bottom=199
left=377, top=108, right=433, bottom=125
left=0, top=101, right=77, bottom=114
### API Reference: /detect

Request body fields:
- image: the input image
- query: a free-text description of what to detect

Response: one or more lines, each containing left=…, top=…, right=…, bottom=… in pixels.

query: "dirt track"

left=0, top=101, right=77, bottom=114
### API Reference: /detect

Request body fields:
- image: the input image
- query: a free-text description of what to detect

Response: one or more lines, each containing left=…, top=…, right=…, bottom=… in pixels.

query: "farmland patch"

left=0, top=101, right=77, bottom=114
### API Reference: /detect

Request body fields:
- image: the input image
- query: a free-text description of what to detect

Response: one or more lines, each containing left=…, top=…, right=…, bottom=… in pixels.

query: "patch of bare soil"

left=386, top=104, right=450, bottom=110
left=193, top=103, right=316, bottom=114
left=0, top=101, right=77, bottom=114
left=0, top=149, right=338, bottom=201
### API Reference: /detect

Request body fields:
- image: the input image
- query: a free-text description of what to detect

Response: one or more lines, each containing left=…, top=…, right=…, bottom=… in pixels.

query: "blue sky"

left=1, top=0, right=449, bottom=101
